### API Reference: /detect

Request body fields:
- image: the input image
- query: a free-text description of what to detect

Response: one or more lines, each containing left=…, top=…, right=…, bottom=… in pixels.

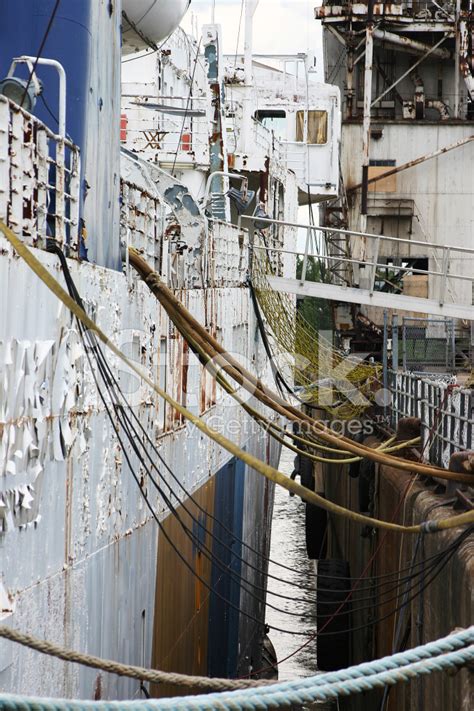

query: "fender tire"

left=316, top=559, right=351, bottom=671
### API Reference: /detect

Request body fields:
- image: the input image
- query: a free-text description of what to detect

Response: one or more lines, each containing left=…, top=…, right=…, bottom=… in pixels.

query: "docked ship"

left=0, top=0, right=342, bottom=700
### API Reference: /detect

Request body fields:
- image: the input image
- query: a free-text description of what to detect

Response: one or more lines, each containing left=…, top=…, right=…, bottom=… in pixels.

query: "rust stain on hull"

left=151, top=477, right=216, bottom=698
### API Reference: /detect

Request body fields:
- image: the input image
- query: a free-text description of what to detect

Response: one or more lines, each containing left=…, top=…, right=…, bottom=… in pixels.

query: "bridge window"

left=296, top=110, right=328, bottom=144
left=255, top=109, right=287, bottom=140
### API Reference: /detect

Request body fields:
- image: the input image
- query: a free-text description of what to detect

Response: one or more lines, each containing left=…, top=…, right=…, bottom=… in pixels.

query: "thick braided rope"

left=0, top=644, right=472, bottom=709
left=182, top=646, right=474, bottom=710
left=0, top=626, right=267, bottom=691
left=146, top=630, right=474, bottom=708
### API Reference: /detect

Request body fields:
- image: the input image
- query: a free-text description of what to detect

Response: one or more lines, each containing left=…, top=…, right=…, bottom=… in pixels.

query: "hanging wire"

left=49, top=245, right=472, bottom=641
left=171, top=38, right=202, bottom=176
left=20, top=0, right=62, bottom=107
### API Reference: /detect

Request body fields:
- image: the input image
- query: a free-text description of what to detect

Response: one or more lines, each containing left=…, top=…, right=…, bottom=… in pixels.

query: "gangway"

left=244, top=216, right=474, bottom=321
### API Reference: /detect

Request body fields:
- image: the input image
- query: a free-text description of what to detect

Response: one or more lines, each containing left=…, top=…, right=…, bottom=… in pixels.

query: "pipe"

left=454, top=0, right=461, bottom=117
left=348, top=134, right=474, bottom=192
left=459, top=19, right=474, bottom=99
left=371, top=34, right=451, bottom=108
left=202, top=170, right=246, bottom=207
left=426, top=99, right=450, bottom=120
left=361, top=20, right=374, bottom=221
left=243, top=1, right=259, bottom=151
left=373, top=29, right=452, bottom=60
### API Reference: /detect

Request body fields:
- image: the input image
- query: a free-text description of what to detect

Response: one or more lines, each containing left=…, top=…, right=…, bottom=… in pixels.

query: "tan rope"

left=0, top=626, right=269, bottom=690
left=1, top=221, right=472, bottom=533
left=131, top=252, right=473, bottom=485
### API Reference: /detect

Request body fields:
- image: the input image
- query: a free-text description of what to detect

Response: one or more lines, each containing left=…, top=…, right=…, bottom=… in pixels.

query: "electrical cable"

left=48, top=245, right=313, bottom=636
left=121, top=37, right=169, bottom=64
left=53, top=247, right=474, bottom=634
left=49, top=245, right=470, bottom=627
left=3, top=224, right=472, bottom=664
left=4, top=223, right=473, bottom=545
left=171, top=38, right=202, bottom=177
left=51, top=250, right=450, bottom=600
left=239, top=465, right=462, bottom=678
left=38, top=265, right=439, bottom=604
left=20, top=0, right=61, bottom=108
left=66, top=325, right=474, bottom=638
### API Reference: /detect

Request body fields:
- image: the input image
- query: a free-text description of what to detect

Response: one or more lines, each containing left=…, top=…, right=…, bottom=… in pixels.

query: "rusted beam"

left=347, top=134, right=474, bottom=192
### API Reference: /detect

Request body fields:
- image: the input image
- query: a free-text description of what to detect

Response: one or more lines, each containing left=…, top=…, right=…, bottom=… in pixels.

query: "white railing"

left=121, top=95, right=209, bottom=165
left=0, top=96, right=80, bottom=253
left=244, top=214, right=474, bottom=320
left=120, top=179, right=165, bottom=274
left=390, top=371, right=473, bottom=469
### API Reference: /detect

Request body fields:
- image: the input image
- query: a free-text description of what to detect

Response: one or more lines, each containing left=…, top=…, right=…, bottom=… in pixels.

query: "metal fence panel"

left=390, top=370, right=473, bottom=468
left=402, top=317, right=455, bottom=372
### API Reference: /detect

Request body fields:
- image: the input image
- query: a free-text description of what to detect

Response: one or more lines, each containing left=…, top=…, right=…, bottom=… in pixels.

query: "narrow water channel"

left=265, top=447, right=319, bottom=681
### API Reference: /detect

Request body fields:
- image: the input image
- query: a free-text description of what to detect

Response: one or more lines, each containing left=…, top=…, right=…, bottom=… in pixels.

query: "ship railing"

left=0, top=95, right=80, bottom=253
left=242, top=214, right=474, bottom=321
left=251, top=117, right=273, bottom=151
left=120, top=95, right=209, bottom=164
left=121, top=125, right=210, bottom=163
left=389, top=370, right=473, bottom=469
left=120, top=179, right=166, bottom=274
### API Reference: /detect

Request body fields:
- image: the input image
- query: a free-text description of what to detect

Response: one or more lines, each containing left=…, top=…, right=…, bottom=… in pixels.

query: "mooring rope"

left=0, top=627, right=472, bottom=709
left=0, top=626, right=267, bottom=691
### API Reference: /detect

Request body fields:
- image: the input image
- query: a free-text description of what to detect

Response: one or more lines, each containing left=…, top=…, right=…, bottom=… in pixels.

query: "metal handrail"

left=242, top=214, right=474, bottom=255
left=252, top=244, right=472, bottom=283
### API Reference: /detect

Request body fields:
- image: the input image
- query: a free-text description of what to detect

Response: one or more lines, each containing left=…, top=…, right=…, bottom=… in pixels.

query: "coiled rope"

left=0, top=627, right=472, bottom=709
left=1, top=222, right=473, bottom=535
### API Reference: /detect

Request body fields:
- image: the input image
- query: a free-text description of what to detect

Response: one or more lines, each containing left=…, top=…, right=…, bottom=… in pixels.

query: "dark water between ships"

left=265, top=447, right=319, bottom=681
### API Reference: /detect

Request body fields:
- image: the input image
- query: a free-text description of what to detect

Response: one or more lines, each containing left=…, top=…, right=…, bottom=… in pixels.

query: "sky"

left=182, top=0, right=323, bottom=73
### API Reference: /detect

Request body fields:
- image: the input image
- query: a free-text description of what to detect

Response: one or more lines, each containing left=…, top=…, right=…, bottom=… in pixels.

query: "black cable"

left=248, top=278, right=293, bottom=398
left=262, top=523, right=472, bottom=641
left=48, top=245, right=303, bottom=636
left=47, top=251, right=411, bottom=621
left=52, top=243, right=469, bottom=602
left=51, top=244, right=472, bottom=640
left=248, top=274, right=325, bottom=414
left=121, top=36, right=171, bottom=64
left=51, top=243, right=466, bottom=594
left=20, top=0, right=61, bottom=108
left=40, top=93, right=59, bottom=126
left=93, top=344, right=474, bottom=630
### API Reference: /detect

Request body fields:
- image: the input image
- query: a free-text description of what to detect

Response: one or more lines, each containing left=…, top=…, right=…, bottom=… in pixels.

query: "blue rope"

left=1, top=628, right=473, bottom=710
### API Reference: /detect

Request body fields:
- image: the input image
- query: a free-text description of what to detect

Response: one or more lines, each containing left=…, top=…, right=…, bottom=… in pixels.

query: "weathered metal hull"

left=0, top=242, right=278, bottom=698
